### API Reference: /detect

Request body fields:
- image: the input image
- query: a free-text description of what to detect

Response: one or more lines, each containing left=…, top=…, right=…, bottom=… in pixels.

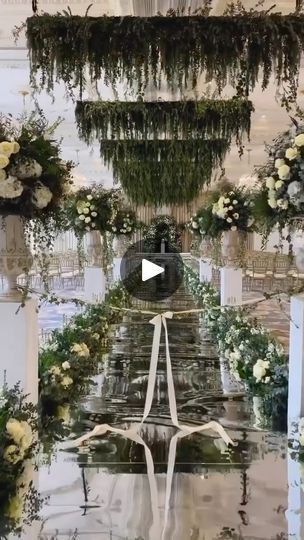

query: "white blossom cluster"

left=0, top=139, right=53, bottom=208
left=266, top=132, right=304, bottom=211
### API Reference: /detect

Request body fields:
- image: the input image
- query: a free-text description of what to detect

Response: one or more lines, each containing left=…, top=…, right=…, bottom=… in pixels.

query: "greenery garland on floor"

left=75, top=99, right=253, bottom=150
left=184, top=265, right=288, bottom=395
left=100, top=139, right=229, bottom=205
left=39, top=282, right=131, bottom=411
left=26, top=14, right=304, bottom=105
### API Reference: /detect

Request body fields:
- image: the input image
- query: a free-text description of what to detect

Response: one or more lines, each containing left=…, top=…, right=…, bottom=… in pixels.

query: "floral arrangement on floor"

left=184, top=265, right=288, bottom=394
left=0, top=384, right=41, bottom=537
left=143, top=215, right=182, bottom=252
left=0, top=113, right=72, bottom=217
left=110, top=209, right=138, bottom=236
left=65, top=185, right=121, bottom=237
left=39, top=282, right=131, bottom=411
left=253, top=120, right=304, bottom=237
left=190, top=185, right=255, bottom=239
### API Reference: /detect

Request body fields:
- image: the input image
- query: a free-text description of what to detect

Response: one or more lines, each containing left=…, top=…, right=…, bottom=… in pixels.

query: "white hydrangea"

left=0, top=175, right=23, bottom=199
left=31, top=183, right=53, bottom=209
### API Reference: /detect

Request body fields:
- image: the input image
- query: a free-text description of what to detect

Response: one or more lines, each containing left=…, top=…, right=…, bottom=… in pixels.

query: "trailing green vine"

left=75, top=99, right=253, bottom=151
left=100, top=139, right=230, bottom=205
left=26, top=13, right=304, bottom=105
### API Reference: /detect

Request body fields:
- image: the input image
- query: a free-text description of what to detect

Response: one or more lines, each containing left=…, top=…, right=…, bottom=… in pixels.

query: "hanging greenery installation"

left=26, top=13, right=304, bottom=105
left=75, top=99, right=253, bottom=150
left=100, top=139, right=230, bottom=205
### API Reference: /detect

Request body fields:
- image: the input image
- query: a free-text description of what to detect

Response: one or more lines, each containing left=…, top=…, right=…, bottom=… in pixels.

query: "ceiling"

left=0, top=0, right=302, bottom=192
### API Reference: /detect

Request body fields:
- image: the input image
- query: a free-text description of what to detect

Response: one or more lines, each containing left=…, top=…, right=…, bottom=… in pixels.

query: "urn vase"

left=222, top=230, right=240, bottom=267
left=86, top=230, right=103, bottom=267
left=0, top=215, right=33, bottom=299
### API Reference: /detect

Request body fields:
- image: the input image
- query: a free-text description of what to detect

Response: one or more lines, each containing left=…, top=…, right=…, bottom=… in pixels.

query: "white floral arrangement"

left=184, top=265, right=288, bottom=393
left=0, top=384, right=41, bottom=535
left=255, top=123, right=304, bottom=233
left=66, top=185, right=121, bottom=236
left=0, top=114, right=72, bottom=217
left=189, top=186, right=254, bottom=240
left=111, top=208, right=138, bottom=235
left=75, top=194, right=98, bottom=232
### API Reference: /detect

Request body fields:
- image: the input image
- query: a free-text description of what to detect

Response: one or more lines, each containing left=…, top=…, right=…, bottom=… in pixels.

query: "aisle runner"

left=65, top=308, right=236, bottom=539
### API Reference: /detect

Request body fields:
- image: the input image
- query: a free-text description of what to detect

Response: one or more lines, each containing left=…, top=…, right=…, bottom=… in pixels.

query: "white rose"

left=226, top=217, right=232, bottom=223
left=6, top=418, right=26, bottom=445
left=31, top=183, right=53, bottom=209
left=253, top=359, right=269, bottom=382
left=79, top=214, right=85, bottom=221
left=285, top=147, right=298, bottom=160
left=232, top=200, right=238, bottom=205
left=224, top=198, right=230, bottom=204
left=91, top=211, right=97, bottom=217
left=233, top=213, right=239, bottom=219
left=0, top=154, right=9, bottom=169
left=295, top=133, right=304, bottom=147
left=87, top=194, right=93, bottom=201
left=12, top=141, right=20, bottom=154
left=83, top=207, right=90, bottom=215
left=275, top=158, right=285, bottom=169
left=84, top=216, right=91, bottom=223
left=62, top=361, right=70, bottom=370
left=275, top=180, right=284, bottom=190
left=266, top=176, right=275, bottom=189
left=278, top=164, right=290, bottom=180
left=0, top=175, right=23, bottom=199
left=0, top=141, right=15, bottom=157
left=61, top=376, right=73, bottom=388
left=192, top=221, right=198, bottom=229
left=231, top=226, right=237, bottom=231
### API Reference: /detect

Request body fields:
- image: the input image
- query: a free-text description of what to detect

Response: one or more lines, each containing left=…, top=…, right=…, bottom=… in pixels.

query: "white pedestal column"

left=220, top=267, right=242, bottom=306
left=287, top=455, right=304, bottom=540
left=0, top=298, right=38, bottom=403
left=288, top=294, right=304, bottom=419
left=113, top=257, right=122, bottom=282
left=84, top=266, right=106, bottom=303
left=199, top=258, right=213, bottom=282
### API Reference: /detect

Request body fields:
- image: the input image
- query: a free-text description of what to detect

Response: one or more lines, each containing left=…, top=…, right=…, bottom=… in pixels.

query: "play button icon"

left=142, top=259, right=164, bottom=282
left=120, top=240, right=184, bottom=302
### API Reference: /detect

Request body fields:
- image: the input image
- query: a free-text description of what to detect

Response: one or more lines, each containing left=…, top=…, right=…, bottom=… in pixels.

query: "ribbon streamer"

left=64, top=309, right=236, bottom=538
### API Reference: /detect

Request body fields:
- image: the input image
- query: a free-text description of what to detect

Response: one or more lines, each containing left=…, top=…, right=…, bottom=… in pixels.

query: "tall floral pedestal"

left=84, top=231, right=106, bottom=303
left=0, top=215, right=38, bottom=402
left=199, top=238, right=213, bottom=283
left=0, top=297, right=38, bottom=403
left=112, top=235, right=129, bottom=282
left=220, top=231, right=242, bottom=306
left=288, top=294, right=304, bottom=420
left=84, top=266, right=106, bottom=303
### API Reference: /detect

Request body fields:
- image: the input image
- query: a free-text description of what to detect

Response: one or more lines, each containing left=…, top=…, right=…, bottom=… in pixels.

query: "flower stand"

left=84, top=231, right=106, bottom=303
left=0, top=215, right=38, bottom=402
left=0, top=297, right=38, bottom=403
left=199, top=238, right=213, bottom=283
left=112, top=235, right=129, bottom=282
left=220, top=231, right=242, bottom=306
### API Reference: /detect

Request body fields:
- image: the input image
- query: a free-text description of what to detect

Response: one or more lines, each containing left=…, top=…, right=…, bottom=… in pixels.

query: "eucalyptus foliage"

left=100, top=139, right=229, bottom=205
left=75, top=99, right=253, bottom=150
left=26, top=13, right=304, bottom=104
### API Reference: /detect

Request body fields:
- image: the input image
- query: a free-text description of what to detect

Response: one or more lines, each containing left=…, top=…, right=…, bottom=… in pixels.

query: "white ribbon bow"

left=63, top=310, right=236, bottom=539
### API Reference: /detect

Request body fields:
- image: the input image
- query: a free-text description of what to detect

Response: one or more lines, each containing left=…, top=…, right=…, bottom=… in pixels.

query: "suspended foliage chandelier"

left=26, top=13, right=304, bottom=105
left=75, top=99, right=253, bottom=151
left=100, top=139, right=230, bottom=205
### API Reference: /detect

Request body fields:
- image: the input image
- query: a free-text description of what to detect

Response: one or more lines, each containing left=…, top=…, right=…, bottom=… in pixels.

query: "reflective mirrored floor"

left=19, top=289, right=290, bottom=539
